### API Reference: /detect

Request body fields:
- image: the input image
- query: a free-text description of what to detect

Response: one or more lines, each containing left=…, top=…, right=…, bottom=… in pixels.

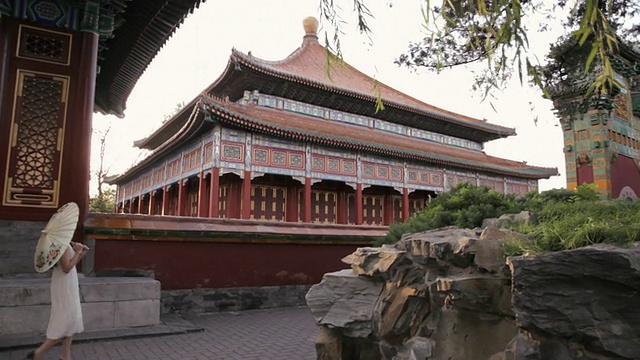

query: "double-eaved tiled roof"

left=199, top=96, right=556, bottom=179
left=120, top=19, right=557, bottom=183
left=221, top=33, right=516, bottom=141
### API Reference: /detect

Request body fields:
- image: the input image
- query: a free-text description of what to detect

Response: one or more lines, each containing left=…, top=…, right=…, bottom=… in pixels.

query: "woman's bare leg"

left=33, top=338, right=60, bottom=360
left=60, top=336, right=73, bottom=360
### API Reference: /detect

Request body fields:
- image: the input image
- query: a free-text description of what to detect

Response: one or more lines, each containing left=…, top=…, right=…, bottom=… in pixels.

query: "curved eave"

left=230, top=51, right=516, bottom=139
left=94, top=0, right=204, bottom=117
left=107, top=106, right=209, bottom=184
left=133, top=97, right=203, bottom=150
left=200, top=98, right=556, bottom=180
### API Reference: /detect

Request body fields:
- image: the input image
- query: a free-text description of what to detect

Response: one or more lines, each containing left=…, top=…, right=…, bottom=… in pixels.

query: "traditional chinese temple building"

left=549, top=39, right=640, bottom=198
left=108, top=17, right=557, bottom=225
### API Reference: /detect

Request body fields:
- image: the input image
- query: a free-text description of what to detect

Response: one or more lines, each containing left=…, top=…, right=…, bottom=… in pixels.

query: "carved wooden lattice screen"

left=298, top=190, right=337, bottom=223
left=347, top=194, right=384, bottom=225
left=3, top=71, right=69, bottom=207
left=250, top=185, right=286, bottom=221
left=409, top=198, right=427, bottom=215
left=363, top=195, right=384, bottom=225
left=187, top=189, right=198, bottom=217
left=152, top=191, right=163, bottom=215
left=393, top=196, right=402, bottom=223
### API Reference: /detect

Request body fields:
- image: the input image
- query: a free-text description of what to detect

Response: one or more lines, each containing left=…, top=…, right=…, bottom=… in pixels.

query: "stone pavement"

left=0, top=306, right=317, bottom=360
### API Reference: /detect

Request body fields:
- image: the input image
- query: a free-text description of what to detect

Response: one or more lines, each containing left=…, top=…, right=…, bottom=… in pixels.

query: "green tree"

left=321, top=0, right=639, bottom=101
left=89, top=188, right=115, bottom=213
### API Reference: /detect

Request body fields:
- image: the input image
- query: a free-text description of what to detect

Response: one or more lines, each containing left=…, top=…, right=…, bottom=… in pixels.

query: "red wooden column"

left=286, top=185, right=298, bottom=222
left=227, top=181, right=239, bottom=218
left=336, top=189, right=347, bottom=224
left=355, top=183, right=363, bottom=225
left=304, top=178, right=312, bottom=222
left=177, top=179, right=186, bottom=216
left=383, top=190, right=394, bottom=225
left=128, top=199, right=134, bottom=214
left=402, top=188, right=410, bottom=221
left=162, top=185, right=169, bottom=215
left=242, top=171, right=251, bottom=219
left=149, top=191, right=155, bottom=215
left=208, top=167, right=220, bottom=218
left=197, top=172, right=208, bottom=217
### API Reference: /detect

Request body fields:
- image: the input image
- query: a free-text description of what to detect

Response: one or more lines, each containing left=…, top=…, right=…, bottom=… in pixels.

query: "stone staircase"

left=0, top=276, right=161, bottom=337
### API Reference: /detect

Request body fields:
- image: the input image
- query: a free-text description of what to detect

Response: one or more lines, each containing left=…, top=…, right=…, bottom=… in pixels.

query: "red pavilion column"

left=137, top=195, right=144, bottom=214
left=336, top=189, right=347, bottom=224
left=0, top=19, right=97, bottom=225
left=177, top=179, right=186, bottom=216
left=286, top=185, right=298, bottom=222
left=162, top=185, right=169, bottom=215
left=355, top=183, right=363, bottom=225
left=383, top=190, right=394, bottom=225
left=197, top=171, right=208, bottom=217
left=208, top=167, right=220, bottom=218
left=402, top=188, right=410, bottom=221
left=242, top=171, right=252, bottom=219
left=149, top=191, right=155, bottom=215
left=304, top=178, right=312, bottom=222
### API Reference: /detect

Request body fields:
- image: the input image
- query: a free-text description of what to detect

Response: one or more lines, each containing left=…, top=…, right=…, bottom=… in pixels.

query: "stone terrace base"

left=161, top=284, right=311, bottom=315
left=0, top=277, right=160, bottom=336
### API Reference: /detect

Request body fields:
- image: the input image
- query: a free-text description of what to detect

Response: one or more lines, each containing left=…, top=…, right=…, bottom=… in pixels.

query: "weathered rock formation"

left=306, top=227, right=518, bottom=360
left=307, top=224, right=640, bottom=360
left=503, top=244, right=640, bottom=360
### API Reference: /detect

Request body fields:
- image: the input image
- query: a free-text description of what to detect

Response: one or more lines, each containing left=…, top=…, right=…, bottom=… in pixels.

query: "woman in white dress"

left=26, top=241, right=89, bottom=360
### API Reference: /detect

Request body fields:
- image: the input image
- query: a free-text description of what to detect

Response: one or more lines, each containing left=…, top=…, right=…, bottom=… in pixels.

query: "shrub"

left=503, top=199, right=640, bottom=256
left=377, top=183, right=519, bottom=246
left=380, top=182, right=635, bottom=255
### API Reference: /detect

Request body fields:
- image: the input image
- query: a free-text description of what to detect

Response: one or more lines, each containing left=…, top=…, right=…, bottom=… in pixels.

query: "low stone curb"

left=0, top=314, right=203, bottom=351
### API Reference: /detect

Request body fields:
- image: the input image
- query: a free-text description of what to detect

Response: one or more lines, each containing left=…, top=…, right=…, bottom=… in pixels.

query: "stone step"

left=0, top=277, right=161, bottom=337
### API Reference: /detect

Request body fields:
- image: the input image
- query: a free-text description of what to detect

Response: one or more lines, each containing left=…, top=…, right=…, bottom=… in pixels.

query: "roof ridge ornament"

left=302, top=16, right=319, bottom=45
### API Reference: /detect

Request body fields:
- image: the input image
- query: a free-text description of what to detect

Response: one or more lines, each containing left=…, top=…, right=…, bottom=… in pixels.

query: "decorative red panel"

left=204, top=142, right=213, bottom=163
left=17, top=25, right=71, bottom=65
left=3, top=71, right=69, bottom=207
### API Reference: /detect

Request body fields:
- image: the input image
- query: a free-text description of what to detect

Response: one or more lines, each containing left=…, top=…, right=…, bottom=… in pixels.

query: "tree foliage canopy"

left=320, top=0, right=640, bottom=102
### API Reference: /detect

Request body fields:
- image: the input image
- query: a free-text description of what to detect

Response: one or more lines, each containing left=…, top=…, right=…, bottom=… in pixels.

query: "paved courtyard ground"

left=0, top=307, right=317, bottom=360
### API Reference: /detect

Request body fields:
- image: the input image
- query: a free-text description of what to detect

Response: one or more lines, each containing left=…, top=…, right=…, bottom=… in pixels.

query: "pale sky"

left=90, top=0, right=567, bottom=195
